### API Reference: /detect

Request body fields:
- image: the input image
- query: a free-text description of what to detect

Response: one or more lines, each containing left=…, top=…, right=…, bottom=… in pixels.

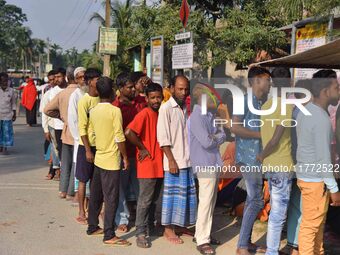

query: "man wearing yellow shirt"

left=88, top=76, right=131, bottom=247
left=76, top=68, right=101, bottom=227
left=257, top=67, right=294, bottom=255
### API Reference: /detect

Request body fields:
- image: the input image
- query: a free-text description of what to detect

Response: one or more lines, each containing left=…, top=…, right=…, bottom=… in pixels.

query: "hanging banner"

left=98, top=27, right=118, bottom=55
left=150, top=36, right=164, bottom=85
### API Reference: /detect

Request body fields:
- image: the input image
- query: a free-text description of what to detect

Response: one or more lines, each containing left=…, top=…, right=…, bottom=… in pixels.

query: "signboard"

left=172, top=42, right=193, bottom=69
left=98, top=27, right=118, bottom=55
left=294, top=22, right=327, bottom=79
left=150, top=36, right=164, bottom=85
left=175, top=32, right=191, bottom=41
left=45, top=63, right=53, bottom=73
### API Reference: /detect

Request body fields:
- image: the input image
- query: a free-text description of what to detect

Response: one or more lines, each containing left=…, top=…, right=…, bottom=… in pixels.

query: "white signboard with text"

left=172, top=42, right=193, bottom=69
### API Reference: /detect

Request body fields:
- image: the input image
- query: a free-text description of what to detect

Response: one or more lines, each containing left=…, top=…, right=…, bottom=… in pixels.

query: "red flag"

left=180, top=0, right=190, bottom=28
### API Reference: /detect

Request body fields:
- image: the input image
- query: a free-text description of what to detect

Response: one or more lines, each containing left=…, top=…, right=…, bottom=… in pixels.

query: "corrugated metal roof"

left=255, top=38, right=340, bottom=69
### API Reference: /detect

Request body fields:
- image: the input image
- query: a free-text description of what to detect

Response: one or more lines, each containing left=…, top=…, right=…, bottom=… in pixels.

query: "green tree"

left=15, top=26, right=33, bottom=71
left=50, top=43, right=64, bottom=68
left=206, top=3, right=286, bottom=67
left=0, top=0, right=27, bottom=70
left=268, top=0, right=340, bottom=24
left=129, top=5, right=157, bottom=70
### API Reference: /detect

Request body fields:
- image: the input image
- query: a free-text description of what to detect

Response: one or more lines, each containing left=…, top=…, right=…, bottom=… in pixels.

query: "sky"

left=7, top=0, right=105, bottom=51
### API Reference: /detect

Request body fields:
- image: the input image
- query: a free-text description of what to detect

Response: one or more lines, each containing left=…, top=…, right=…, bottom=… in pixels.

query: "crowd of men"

left=1, top=65, right=340, bottom=255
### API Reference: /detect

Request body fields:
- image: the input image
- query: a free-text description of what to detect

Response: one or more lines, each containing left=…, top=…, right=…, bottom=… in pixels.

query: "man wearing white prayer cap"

left=74, top=67, right=86, bottom=87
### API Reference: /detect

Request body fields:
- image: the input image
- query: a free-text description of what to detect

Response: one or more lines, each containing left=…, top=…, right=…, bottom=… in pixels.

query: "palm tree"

left=69, top=47, right=79, bottom=66
left=50, top=43, right=63, bottom=68
left=31, top=38, right=46, bottom=77
left=90, top=0, right=134, bottom=75
left=90, top=0, right=133, bottom=32
left=15, top=27, right=33, bottom=73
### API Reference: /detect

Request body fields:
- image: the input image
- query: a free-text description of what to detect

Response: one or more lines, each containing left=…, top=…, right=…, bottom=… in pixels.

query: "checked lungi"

left=161, top=167, right=197, bottom=227
left=0, top=120, right=14, bottom=147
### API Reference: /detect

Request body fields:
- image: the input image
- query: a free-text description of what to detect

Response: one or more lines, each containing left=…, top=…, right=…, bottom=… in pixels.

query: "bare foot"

left=164, top=226, right=184, bottom=244
left=73, top=192, right=79, bottom=204
left=75, top=216, right=87, bottom=225
left=53, top=169, right=60, bottom=181
left=290, top=248, right=299, bottom=255
left=116, top=224, right=128, bottom=233
left=59, top=192, right=67, bottom=199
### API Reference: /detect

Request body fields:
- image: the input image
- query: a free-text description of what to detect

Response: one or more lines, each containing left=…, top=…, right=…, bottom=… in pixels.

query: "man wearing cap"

left=44, top=66, right=79, bottom=199
left=67, top=67, right=93, bottom=224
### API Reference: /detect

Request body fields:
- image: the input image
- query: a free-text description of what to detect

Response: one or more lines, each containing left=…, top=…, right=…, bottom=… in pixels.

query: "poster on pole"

left=294, top=22, right=327, bottom=79
left=98, top=27, right=118, bottom=55
left=151, top=36, right=164, bottom=85
left=45, top=63, right=53, bottom=73
left=172, top=42, right=193, bottom=69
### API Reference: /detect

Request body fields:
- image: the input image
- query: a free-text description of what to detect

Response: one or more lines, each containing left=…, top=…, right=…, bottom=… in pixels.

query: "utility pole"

left=140, top=0, right=146, bottom=72
left=103, top=0, right=111, bottom=77
left=47, top=37, right=51, bottom=64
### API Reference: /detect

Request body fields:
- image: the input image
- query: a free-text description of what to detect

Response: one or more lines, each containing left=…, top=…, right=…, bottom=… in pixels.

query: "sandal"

left=176, top=227, right=194, bottom=237
left=136, top=235, right=150, bottom=248
left=164, top=235, right=184, bottom=244
left=116, top=224, right=129, bottom=233
left=104, top=237, right=131, bottom=247
left=197, top=243, right=215, bottom=255
left=75, top=216, right=87, bottom=225
left=193, top=237, right=221, bottom=245
left=248, top=243, right=266, bottom=253
left=87, top=227, right=104, bottom=236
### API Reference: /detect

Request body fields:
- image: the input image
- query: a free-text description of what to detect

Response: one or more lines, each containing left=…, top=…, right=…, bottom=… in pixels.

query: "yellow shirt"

left=261, top=97, right=294, bottom=171
left=77, top=93, right=100, bottom=146
left=90, top=103, right=125, bottom=170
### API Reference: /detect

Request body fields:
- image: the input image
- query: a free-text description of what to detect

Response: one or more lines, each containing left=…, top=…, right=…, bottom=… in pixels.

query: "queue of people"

left=2, top=64, right=340, bottom=255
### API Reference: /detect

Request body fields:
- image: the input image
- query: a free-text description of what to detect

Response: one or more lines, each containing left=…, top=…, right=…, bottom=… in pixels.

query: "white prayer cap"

left=74, top=67, right=86, bottom=78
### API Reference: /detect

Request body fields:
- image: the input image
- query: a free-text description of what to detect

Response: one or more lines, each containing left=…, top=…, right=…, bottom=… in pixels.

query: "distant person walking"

left=0, top=72, right=17, bottom=155
left=21, top=78, right=37, bottom=126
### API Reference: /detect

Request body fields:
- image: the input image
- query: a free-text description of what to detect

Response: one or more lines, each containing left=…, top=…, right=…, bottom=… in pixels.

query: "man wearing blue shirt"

left=188, top=84, right=226, bottom=255
left=232, top=67, right=271, bottom=255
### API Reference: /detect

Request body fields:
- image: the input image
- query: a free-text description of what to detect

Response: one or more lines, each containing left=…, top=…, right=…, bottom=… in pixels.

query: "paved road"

left=9, top=116, right=340, bottom=255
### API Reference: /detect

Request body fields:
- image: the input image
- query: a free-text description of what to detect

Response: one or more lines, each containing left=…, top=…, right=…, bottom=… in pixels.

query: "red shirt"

left=127, top=107, right=164, bottom=178
left=112, top=97, right=146, bottom=158
left=135, top=95, right=147, bottom=112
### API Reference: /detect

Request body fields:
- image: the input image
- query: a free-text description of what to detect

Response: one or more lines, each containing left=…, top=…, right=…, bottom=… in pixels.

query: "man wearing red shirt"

left=125, top=82, right=164, bottom=248
left=112, top=72, right=145, bottom=232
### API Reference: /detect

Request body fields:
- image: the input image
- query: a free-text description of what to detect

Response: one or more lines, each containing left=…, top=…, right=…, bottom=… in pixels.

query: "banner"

left=151, top=36, right=164, bottom=85
left=295, top=22, right=327, bottom=79
left=98, top=27, right=118, bottom=55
